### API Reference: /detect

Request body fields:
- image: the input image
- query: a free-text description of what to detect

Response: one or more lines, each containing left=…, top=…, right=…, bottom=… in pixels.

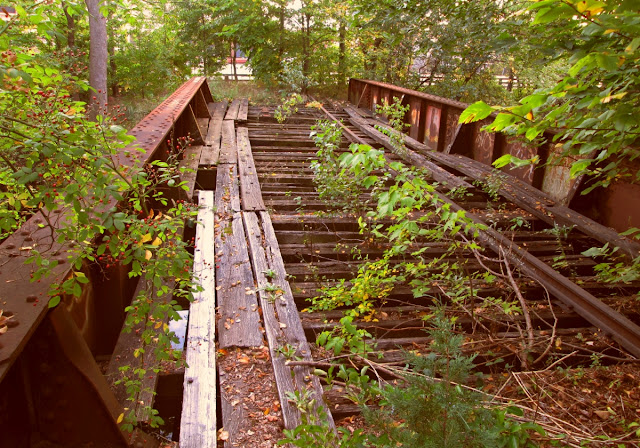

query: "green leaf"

left=570, top=159, right=592, bottom=178
left=487, top=113, right=517, bottom=131
left=48, top=296, right=61, bottom=308
left=492, top=154, right=513, bottom=169
left=533, top=3, right=574, bottom=24
left=459, top=101, right=493, bottom=124
left=595, top=54, right=618, bottom=71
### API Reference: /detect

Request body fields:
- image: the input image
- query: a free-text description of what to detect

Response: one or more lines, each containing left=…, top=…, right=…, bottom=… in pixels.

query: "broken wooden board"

left=179, top=145, right=203, bottom=200
left=243, top=211, right=335, bottom=430
left=237, top=127, right=265, bottom=211
left=215, top=163, right=240, bottom=217
left=180, top=191, right=217, bottom=448
left=237, top=98, right=249, bottom=123
left=219, top=120, right=238, bottom=164
left=224, top=99, right=241, bottom=121
left=214, top=212, right=263, bottom=348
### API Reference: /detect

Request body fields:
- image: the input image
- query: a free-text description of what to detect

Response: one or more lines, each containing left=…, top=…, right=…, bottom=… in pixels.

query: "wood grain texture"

left=224, top=99, right=241, bottom=121
left=215, top=164, right=240, bottom=217
left=180, top=190, right=217, bottom=448
left=202, top=102, right=227, bottom=166
left=197, top=117, right=209, bottom=139
left=237, top=98, right=249, bottom=122
left=178, top=145, right=203, bottom=200
left=236, top=127, right=265, bottom=211
left=219, top=120, right=238, bottom=164
left=243, top=211, right=334, bottom=430
left=214, top=212, right=263, bottom=348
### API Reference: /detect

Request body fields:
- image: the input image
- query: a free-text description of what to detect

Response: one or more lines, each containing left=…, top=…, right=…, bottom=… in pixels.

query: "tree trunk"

left=278, top=0, right=285, bottom=75
left=301, top=12, right=310, bottom=93
left=338, top=20, right=346, bottom=87
left=85, top=0, right=108, bottom=120
left=62, top=1, right=75, bottom=49
left=232, top=42, right=237, bottom=81
left=507, top=66, right=514, bottom=92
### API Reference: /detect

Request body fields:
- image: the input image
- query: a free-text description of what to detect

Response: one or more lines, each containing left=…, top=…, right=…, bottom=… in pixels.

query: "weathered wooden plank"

left=237, top=98, right=249, bottom=122
left=179, top=145, right=203, bottom=200
left=214, top=212, right=263, bottom=348
left=224, top=99, right=241, bottom=121
left=197, top=117, right=209, bottom=139
left=219, top=120, right=238, bottom=164
left=207, top=100, right=228, bottom=118
left=180, top=191, right=217, bottom=448
left=215, top=164, right=240, bottom=216
left=236, top=127, right=265, bottom=211
left=242, top=211, right=334, bottom=430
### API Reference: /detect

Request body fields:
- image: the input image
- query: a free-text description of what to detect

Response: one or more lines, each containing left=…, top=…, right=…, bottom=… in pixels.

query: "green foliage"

left=309, top=121, right=383, bottom=214
left=316, top=315, right=373, bottom=356
left=2, top=4, right=198, bottom=432
left=461, top=0, right=640, bottom=194
left=279, top=389, right=368, bottom=448
left=375, top=98, right=410, bottom=155
left=364, top=312, right=499, bottom=448
left=275, top=93, right=303, bottom=123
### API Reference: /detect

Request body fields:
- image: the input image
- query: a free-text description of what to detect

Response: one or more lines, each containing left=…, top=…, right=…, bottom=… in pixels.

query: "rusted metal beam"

left=0, top=78, right=213, bottom=446
left=342, top=105, right=640, bottom=358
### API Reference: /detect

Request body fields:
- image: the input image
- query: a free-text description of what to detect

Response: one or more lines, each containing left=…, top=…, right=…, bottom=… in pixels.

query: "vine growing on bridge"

left=2, top=4, right=199, bottom=432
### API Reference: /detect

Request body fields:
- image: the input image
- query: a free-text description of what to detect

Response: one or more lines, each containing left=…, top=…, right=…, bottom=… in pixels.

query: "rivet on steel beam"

left=20, top=230, right=29, bottom=236
left=6, top=319, right=18, bottom=328
left=5, top=244, right=15, bottom=249
left=24, top=236, right=33, bottom=242
left=26, top=295, right=37, bottom=302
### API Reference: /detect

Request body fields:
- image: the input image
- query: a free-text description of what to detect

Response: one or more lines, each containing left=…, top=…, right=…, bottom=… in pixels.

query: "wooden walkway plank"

left=179, top=145, right=203, bottom=200
left=237, top=98, right=249, bottom=123
left=202, top=102, right=228, bottom=166
left=224, top=99, right=241, bottom=121
left=180, top=191, right=217, bottom=448
left=215, top=164, right=240, bottom=216
left=197, top=117, right=209, bottom=140
left=207, top=100, right=228, bottom=118
left=243, top=211, right=335, bottom=430
left=237, top=127, right=266, bottom=211
left=214, top=211, right=263, bottom=348
left=218, top=120, right=238, bottom=164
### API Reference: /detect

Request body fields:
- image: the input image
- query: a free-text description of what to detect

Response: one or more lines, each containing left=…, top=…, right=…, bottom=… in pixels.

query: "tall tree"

left=85, top=0, right=108, bottom=119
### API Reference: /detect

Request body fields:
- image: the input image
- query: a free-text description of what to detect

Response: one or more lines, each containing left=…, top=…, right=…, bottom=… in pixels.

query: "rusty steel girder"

left=0, top=77, right=213, bottom=446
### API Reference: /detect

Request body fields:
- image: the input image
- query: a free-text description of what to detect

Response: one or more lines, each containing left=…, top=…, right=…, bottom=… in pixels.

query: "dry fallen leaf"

left=218, top=429, right=229, bottom=441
